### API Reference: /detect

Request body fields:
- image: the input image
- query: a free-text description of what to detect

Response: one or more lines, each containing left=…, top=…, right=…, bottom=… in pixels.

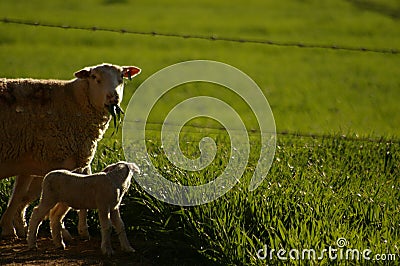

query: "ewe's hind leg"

left=77, top=209, right=89, bottom=239
left=0, top=175, right=34, bottom=238
left=27, top=201, right=55, bottom=249
left=74, top=166, right=90, bottom=239
left=98, top=208, right=113, bottom=256
left=49, top=203, right=71, bottom=249
left=110, top=209, right=135, bottom=253
left=13, top=176, right=43, bottom=237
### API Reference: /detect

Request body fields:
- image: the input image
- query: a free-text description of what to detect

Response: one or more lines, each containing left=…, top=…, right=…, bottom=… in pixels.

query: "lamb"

left=0, top=63, right=141, bottom=238
left=27, top=161, right=139, bottom=257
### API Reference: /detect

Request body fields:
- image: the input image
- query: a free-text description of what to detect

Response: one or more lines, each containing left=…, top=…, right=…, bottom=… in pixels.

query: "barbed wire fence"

left=1, top=17, right=399, bottom=144
left=128, top=121, right=398, bottom=144
left=2, top=18, right=400, bottom=55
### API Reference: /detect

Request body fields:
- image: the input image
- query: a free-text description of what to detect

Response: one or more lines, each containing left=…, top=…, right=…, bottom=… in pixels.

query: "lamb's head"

left=74, top=63, right=141, bottom=115
left=102, top=161, right=140, bottom=189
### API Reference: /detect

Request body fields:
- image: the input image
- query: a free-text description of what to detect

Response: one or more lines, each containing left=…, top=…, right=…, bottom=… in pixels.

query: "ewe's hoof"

left=102, top=247, right=115, bottom=257
left=28, top=245, right=38, bottom=251
left=122, top=246, right=135, bottom=253
left=15, top=226, right=27, bottom=238
left=1, top=233, right=18, bottom=240
left=0, top=227, right=18, bottom=239
left=78, top=228, right=90, bottom=239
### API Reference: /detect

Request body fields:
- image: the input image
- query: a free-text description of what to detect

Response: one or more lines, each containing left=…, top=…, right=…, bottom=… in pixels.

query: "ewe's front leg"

left=110, top=209, right=135, bottom=253
left=13, top=176, right=43, bottom=237
left=98, top=208, right=114, bottom=257
left=0, top=175, right=34, bottom=238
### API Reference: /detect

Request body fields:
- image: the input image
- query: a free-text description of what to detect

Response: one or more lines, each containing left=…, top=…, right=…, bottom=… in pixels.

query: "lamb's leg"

left=49, top=203, right=70, bottom=249
left=13, top=176, right=43, bottom=237
left=110, top=209, right=135, bottom=253
left=98, top=208, right=114, bottom=257
left=27, top=201, right=54, bottom=249
left=0, top=175, right=34, bottom=238
left=50, top=203, right=74, bottom=242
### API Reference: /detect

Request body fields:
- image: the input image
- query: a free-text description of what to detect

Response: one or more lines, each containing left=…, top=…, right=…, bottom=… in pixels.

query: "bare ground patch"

left=0, top=235, right=152, bottom=265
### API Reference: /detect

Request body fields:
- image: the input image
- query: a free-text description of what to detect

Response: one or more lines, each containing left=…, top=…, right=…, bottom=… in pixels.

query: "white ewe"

left=0, top=63, right=141, bottom=238
left=27, top=161, right=139, bottom=256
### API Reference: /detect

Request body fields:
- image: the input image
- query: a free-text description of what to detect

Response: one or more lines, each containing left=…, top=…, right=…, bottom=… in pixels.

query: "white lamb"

left=27, top=161, right=139, bottom=256
left=0, top=63, right=141, bottom=238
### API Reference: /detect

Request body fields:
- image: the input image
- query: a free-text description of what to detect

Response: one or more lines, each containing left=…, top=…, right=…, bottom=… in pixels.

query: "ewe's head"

left=74, top=63, right=141, bottom=113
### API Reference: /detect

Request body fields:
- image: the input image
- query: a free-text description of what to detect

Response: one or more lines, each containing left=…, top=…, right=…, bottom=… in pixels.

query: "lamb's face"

left=74, top=63, right=141, bottom=113
left=103, top=161, right=140, bottom=189
left=103, top=161, right=140, bottom=176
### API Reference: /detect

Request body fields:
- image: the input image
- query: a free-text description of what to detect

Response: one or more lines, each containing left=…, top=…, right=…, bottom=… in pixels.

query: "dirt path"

left=0, top=235, right=153, bottom=265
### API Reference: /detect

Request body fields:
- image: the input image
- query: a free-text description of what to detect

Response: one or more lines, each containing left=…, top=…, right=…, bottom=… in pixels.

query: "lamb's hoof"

left=54, top=245, right=65, bottom=250
left=52, top=239, right=66, bottom=250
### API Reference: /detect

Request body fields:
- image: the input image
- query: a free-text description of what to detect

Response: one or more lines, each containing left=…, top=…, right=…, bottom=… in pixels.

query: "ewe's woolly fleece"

left=0, top=78, right=110, bottom=166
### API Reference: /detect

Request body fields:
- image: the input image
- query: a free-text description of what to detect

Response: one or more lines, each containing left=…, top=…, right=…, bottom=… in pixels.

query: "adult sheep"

left=0, top=63, right=141, bottom=238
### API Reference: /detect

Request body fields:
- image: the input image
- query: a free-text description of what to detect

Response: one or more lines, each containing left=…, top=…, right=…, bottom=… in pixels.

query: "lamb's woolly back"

left=42, top=162, right=139, bottom=207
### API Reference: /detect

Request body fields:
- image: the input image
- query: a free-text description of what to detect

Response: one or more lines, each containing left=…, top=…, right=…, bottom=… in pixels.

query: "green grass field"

left=1, top=0, right=400, bottom=264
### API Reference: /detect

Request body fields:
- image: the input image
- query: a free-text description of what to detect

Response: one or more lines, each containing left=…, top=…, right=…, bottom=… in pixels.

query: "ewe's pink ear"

left=74, top=68, right=91, bottom=79
left=123, top=66, right=141, bottom=80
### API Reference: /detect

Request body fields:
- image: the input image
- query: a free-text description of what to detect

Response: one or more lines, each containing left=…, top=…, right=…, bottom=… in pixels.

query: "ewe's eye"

left=118, top=74, right=124, bottom=84
left=90, top=74, right=101, bottom=83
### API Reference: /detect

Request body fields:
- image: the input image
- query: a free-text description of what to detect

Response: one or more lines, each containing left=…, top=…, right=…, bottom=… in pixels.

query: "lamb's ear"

left=123, top=66, right=141, bottom=80
left=103, top=164, right=117, bottom=173
left=128, top=163, right=140, bottom=174
left=103, top=164, right=126, bottom=173
left=74, top=68, right=91, bottom=79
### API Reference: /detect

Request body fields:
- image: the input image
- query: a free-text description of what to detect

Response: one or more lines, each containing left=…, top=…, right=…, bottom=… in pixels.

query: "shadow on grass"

left=346, top=0, right=400, bottom=20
